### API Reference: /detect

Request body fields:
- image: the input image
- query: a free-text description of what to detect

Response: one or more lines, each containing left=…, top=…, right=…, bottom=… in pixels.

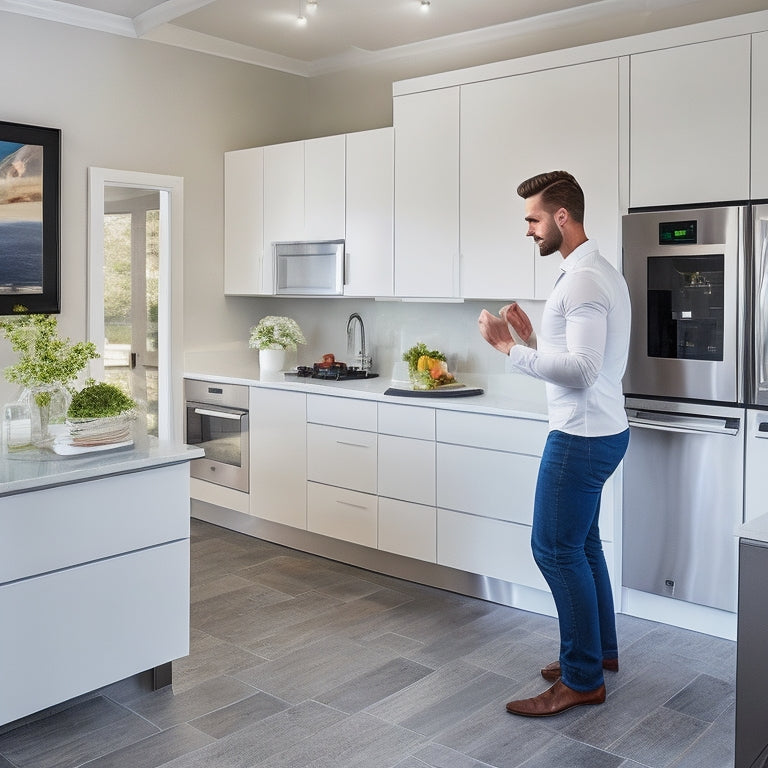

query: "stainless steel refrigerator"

left=621, top=204, right=768, bottom=613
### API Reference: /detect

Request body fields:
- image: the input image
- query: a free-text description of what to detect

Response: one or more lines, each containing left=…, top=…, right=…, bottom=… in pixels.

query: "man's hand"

left=500, top=302, right=533, bottom=344
left=478, top=309, right=515, bottom=355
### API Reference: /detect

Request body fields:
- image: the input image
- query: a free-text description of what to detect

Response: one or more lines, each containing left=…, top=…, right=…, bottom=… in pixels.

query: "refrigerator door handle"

left=627, top=411, right=740, bottom=436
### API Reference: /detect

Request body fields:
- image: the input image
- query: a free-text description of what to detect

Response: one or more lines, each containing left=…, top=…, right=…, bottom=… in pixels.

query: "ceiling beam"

left=132, top=0, right=217, bottom=37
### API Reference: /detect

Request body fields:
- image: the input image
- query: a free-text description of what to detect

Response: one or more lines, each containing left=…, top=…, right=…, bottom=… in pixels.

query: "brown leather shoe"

left=540, top=657, right=619, bottom=682
left=505, top=679, right=606, bottom=717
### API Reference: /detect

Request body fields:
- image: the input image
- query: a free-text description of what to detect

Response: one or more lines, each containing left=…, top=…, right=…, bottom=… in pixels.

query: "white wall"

left=0, top=11, right=307, bottom=405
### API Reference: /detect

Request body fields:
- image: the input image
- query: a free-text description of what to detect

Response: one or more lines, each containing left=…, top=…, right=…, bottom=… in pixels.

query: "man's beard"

left=536, top=226, right=562, bottom=256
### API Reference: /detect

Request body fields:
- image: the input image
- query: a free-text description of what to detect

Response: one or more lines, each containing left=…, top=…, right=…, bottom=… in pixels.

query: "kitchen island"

left=0, top=438, right=203, bottom=727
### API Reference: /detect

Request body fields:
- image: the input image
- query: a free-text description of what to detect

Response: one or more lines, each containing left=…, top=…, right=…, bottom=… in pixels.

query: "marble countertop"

left=0, top=436, right=204, bottom=497
left=184, top=351, right=549, bottom=420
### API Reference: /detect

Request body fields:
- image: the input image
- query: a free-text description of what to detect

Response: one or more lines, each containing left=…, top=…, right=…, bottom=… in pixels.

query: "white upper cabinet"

left=344, top=127, right=394, bottom=297
left=305, top=134, right=346, bottom=241
left=224, top=147, right=265, bottom=295
left=460, top=57, right=620, bottom=298
left=752, top=32, right=768, bottom=200
left=630, top=35, right=751, bottom=208
left=394, top=87, right=460, bottom=298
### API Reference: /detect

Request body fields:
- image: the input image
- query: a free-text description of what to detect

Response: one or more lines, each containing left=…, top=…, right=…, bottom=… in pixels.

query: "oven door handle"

left=193, top=407, right=245, bottom=421
left=627, top=411, right=739, bottom=436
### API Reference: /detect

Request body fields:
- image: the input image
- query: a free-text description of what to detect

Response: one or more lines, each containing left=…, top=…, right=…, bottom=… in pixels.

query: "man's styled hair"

left=516, top=171, right=585, bottom=224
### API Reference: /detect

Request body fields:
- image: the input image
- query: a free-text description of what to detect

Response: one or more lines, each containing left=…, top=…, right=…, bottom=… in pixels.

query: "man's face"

left=524, top=193, right=563, bottom=257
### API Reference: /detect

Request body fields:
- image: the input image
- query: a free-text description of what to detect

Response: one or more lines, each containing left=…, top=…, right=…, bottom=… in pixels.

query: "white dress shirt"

left=507, top=239, right=631, bottom=437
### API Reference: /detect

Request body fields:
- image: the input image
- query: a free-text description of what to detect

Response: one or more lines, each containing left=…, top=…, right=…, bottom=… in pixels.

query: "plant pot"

left=259, top=348, right=286, bottom=373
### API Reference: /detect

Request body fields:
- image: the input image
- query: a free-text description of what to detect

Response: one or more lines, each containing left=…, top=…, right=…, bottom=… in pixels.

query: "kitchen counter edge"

left=184, top=370, right=550, bottom=421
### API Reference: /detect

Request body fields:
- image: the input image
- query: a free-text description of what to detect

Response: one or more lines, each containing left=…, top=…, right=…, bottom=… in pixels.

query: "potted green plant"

left=249, top=315, right=306, bottom=372
left=66, top=380, right=137, bottom=447
left=0, top=312, right=99, bottom=446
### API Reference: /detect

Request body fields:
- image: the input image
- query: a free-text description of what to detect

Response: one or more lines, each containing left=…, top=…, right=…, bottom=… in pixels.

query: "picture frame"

left=0, top=120, right=61, bottom=315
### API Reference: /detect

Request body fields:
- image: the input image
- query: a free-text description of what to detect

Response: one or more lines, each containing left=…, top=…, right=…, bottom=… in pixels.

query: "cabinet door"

left=630, top=36, right=751, bottom=208
left=305, top=134, right=346, bottom=240
left=394, top=87, right=460, bottom=297
left=224, top=147, right=265, bottom=295
left=378, top=434, right=435, bottom=506
left=379, top=497, right=436, bottom=562
left=461, top=58, right=620, bottom=299
left=753, top=32, right=768, bottom=199
left=263, top=140, right=305, bottom=274
left=345, top=127, right=394, bottom=297
left=437, top=442, right=538, bottom=526
left=250, top=388, right=307, bottom=529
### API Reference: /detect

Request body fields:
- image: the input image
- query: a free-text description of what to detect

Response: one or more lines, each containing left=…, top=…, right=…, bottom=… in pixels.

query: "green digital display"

left=659, top=220, right=697, bottom=245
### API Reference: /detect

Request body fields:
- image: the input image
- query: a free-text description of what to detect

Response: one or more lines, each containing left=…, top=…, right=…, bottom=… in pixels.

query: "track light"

left=420, top=0, right=430, bottom=11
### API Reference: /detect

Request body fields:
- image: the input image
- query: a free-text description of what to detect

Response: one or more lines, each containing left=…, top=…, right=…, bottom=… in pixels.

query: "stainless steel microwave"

left=273, top=239, right=345, bottom=295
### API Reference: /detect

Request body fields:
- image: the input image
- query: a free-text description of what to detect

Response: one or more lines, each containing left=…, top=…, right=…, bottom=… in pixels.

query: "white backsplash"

left=210, top=297, right=545, bottom=381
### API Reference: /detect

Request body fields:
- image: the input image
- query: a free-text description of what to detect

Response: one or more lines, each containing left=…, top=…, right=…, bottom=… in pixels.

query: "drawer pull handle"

left=336, top=500, right=368, bottom=510
left=336, top=440, right=370, bottom=448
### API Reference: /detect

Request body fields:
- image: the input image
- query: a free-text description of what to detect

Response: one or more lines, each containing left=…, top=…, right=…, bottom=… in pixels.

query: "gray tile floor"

left=0, top=519, right=737, bottom=768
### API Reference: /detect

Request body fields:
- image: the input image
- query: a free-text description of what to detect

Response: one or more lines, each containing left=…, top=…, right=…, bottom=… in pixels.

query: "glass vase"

left=22, top=385, right=70, bottom=447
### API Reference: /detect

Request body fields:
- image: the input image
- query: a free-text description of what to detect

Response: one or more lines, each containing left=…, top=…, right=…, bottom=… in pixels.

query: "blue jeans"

left=531, top=428, right=630, bottom=692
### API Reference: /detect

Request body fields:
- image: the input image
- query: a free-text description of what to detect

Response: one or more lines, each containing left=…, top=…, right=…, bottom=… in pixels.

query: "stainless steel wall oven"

left=184, top=379, right=249, bottom=493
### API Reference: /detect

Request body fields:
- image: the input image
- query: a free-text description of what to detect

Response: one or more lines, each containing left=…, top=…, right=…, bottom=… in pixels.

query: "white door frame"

left=88, top=168, right=184, bottom=442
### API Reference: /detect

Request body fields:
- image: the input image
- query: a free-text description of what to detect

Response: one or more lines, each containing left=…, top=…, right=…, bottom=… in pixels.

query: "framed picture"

left=0, top=120, right=61, bottom=315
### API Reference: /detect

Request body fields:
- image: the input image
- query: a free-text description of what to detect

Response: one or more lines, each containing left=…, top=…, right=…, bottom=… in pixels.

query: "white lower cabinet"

left=438, top=508, right=547, bottom=591
left=378, top=433, right=435, bottom=506
left=437, top=442, right=538, bottom=526
left=378, top=497, right=436, bottom=562
left=307, top=481, right=378, bottom=547
left=307, top=423, right=377, bottom=494
left=250, top=387, right=307, bottom=529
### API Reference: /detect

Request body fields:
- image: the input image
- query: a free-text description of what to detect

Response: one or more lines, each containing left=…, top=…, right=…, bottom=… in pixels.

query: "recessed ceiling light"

left=307, top=0, right=318, bottom=10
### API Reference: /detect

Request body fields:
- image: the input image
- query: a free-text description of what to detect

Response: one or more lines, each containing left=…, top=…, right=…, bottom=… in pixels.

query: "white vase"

left=259, top=348, right=286, bottom=373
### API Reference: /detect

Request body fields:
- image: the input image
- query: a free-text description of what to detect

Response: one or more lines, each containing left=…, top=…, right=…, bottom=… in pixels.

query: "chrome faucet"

left=346, top=312, right=372, bottom=371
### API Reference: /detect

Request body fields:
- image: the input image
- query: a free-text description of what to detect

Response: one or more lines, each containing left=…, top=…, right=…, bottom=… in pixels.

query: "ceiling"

left=2, top=0, right=766, bottom=76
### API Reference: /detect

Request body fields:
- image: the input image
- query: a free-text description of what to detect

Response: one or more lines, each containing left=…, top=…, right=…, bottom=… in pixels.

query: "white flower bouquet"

left=249, top=316, right=306, bottom=350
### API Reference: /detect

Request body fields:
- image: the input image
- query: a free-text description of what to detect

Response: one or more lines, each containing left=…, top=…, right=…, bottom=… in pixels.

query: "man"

left=478, top=170, right=631, bottom=717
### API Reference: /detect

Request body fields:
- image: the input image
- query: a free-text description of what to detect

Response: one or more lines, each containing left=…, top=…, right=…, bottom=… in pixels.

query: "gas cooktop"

left=292, top=364, right=378, bottom=381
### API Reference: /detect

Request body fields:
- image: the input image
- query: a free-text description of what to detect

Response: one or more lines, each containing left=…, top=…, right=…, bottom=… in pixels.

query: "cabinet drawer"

left=307, top=394, right=377, bottom=431
left=378, top=403, right=435, bottom=439
left=307, top=423, right=377, bottom=493
left=437, top=508, right=547, bottom=592
left=378, top=434, right=435, bottom=506
left=0, top=465, right=189, bottom=584
left=378, top=497, right=436, bottom=562
left=437, top=410, right=547, bottom=455
left=437, top=443, right=537, bottom=525
left=307, top=482, right=377, bottom=548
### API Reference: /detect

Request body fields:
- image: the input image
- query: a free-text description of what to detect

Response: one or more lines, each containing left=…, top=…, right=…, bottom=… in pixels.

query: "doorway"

left=88, top=169, right=184, bottom=441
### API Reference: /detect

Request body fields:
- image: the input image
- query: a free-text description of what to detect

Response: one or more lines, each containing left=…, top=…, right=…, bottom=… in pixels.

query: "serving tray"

left=383, top=386, right=484, bottom=398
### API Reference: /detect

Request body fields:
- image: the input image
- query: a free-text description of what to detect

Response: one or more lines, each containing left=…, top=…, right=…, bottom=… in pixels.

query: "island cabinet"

left=629, top=34, right=751, bottom=208
left=306, top=394, right=378, bottom=547
left=377, top=403, right=437, bottom=562
left=752, top=31, right=768, bottom=200
left=0, top=458, right=192, bottom=727
left=393, top=87, right=460, bottom=298
left=250, top=387, right=307, bottom=529
left=435, top=410, right=549, bottom=590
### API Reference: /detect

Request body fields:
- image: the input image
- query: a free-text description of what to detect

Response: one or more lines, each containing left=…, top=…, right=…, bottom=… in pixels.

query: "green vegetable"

left=0, top=313, right=99, bottom=407
left=68, top=381, right=136, bottom=418
left=402, top=342, right=446, bottom=373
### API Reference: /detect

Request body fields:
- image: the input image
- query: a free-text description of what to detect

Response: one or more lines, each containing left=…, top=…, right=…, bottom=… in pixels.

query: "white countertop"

left=0, top=436, right=203, bottom=496
left=739, top=513, right=768, bottom=544
left=184, top=352, right=549, bottom=420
